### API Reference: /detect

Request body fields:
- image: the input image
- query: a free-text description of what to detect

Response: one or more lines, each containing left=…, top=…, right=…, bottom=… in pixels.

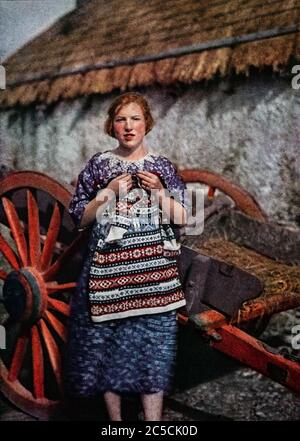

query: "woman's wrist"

left=97, top=187, right=116, bottom=203
left=80, top=188, right=115, bottom=228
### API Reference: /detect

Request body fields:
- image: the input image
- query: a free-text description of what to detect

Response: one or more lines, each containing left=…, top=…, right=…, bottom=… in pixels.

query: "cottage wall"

left=0, top=74, right=299, bottom=226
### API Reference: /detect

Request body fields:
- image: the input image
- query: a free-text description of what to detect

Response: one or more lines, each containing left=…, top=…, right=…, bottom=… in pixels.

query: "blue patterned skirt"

left=64, top=242, right=178, bottom=397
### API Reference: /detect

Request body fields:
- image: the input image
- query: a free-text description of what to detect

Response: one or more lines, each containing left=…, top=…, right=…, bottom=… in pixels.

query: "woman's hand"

left=137, top=171, right=187, bottom=226
left=137, top=171, right=164, bottom=191
left=107, top=173, right=133, bottom=196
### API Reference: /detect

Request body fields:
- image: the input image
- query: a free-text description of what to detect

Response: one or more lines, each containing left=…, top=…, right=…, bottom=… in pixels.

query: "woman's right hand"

left=106, top=173, right=133, bottom=196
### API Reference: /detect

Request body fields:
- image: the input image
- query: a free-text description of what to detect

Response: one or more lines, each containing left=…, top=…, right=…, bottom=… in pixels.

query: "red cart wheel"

left=179, top=169, right=267, bottom=221
left=0, top=171, right=87, bottom=419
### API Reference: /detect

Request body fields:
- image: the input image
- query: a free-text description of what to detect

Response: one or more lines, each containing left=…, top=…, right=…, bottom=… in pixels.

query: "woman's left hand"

left=137, top=171, right=164, bottom=191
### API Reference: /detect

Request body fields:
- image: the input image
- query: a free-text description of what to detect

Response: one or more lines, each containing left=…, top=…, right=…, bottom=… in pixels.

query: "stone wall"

left=0, top=74, right=299, bottom=226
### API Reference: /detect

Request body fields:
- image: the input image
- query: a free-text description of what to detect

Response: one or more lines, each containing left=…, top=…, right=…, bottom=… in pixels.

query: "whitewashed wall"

left=0, top=75, right=299, bottom=226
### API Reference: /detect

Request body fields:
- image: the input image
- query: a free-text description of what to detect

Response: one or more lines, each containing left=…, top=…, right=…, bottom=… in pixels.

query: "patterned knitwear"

left=69, top=151, right=187, bottom=323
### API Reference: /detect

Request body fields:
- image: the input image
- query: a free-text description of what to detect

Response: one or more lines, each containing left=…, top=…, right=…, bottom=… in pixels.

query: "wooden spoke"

left=40, top=202, right=61, bottom=271
left=207, top=186, right=216, bottom=199
left=47, top=298, right=70, bottom=316
left=2, top=197, right=28, bottom=266
left=0, top=269, right=7, bottom=280
left=46, top=281, right=76, bottom=294
left=31, top=325, right=44, bottom=399
left=43, top=232, right=86, bottom=281
left=179, top=169, right=267, bottom=221
left=27, top=190, right=41, bottom=267
left=8, top=332, right=29, bottom=382
left=39, top=320, right=63, bottom=393
left=0, top=171, right=87, bottom=418
left=44, top=310, right=67, bottom=342
left=0, top=232, right=20, bottom=270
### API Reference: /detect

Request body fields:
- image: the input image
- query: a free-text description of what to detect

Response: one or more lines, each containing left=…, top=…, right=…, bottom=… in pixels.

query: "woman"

left=65, top=92, right=188, bottom=421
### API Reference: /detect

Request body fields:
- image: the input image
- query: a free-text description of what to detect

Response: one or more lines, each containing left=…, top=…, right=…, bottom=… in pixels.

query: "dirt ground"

left=164, top=366, right=300, bottom=421
left=163, top=309, right=300, bottom=422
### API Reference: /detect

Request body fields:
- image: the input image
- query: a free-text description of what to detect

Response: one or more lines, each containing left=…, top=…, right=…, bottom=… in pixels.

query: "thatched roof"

left=1, top=0, right=300, bottom=108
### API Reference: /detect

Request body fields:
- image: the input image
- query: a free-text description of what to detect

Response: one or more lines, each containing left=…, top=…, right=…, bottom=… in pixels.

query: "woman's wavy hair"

left=104, top=92, right=154, bottom=138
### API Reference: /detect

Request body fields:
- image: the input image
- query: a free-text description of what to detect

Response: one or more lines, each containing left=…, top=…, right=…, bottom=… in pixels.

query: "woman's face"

left=113, top=102, right=146, bottom=150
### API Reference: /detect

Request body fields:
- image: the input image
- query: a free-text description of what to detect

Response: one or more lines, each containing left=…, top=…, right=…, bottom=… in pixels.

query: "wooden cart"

left=0, top=169, right=299, bottom=419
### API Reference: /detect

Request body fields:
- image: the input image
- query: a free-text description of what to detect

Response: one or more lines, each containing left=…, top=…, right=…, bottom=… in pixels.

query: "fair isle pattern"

left=89, top=257, right=174, bottom=276
left=89, top=266, right=179, bottom=290
left=88, top=228, right=186, bottom=322
left=90, top=293, right=184, bottom=322
left=92, top=243, right=164, bottom=265
left=90, top=277, right=182, bottom=300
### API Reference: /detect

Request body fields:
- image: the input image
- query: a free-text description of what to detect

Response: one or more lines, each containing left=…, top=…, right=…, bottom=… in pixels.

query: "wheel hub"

left=3, top=267, right=47, bottom=325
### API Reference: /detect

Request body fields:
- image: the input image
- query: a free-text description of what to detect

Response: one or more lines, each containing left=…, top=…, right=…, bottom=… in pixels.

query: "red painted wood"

left=0, top=269, right=7, bottom=280
left=43, top=231, right=87, bottom=281
left=31, top=325, right=44, bottom=399
left=0, top=171, right=76, bottom=418
left=0, top=171, right=73, bottom=208
left=16, top=271, right=34, bottom=324
left=236, top=292, right=300, bottom=324
left=39, top=320, right=63, bottom=393
left=8, top=333, right=28, bottom=382
left=27, top=190, right=41, bottom=267
left=0, top=232, right=20, bottom=270
left=207, top=186, right=216, bottom=199
left=188, top=310, right=227, bottom=331
left=0, top=360, right=58, bottom=420
left=2, top=197, right=28, bottom=266
left=179, top=290, right=300, bottom=332
left=44, top=311, right=67, bottom=342
left=47, top=297, right=70, bottom=316
left=46, top=281, right=76, bottom=294
left=40, top=202, right=61, bottom=271
left=179, top=169, right=266, bottom=220
left=210, top=324, right=300, bottom=394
